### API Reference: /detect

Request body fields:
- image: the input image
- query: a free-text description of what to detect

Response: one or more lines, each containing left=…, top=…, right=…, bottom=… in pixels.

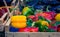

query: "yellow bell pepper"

left=55, top=13, right=60, bottom=21
left=41, top=21, right=49, bottom=26
left=11, top=15, right=27, bottom=28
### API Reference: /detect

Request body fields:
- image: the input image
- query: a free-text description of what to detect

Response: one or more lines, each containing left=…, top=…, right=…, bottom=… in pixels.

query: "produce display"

left=0, top=0, right=58, bottom=32
left=10, top=6, right=60, bottom=32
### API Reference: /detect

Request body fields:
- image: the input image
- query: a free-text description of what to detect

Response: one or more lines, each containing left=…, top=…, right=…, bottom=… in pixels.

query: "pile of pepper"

left=9, top=6, right=60, bottom=32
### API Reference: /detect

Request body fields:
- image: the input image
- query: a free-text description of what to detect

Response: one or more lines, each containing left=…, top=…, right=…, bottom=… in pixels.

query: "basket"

left=0, top=12, right=8, bottom=31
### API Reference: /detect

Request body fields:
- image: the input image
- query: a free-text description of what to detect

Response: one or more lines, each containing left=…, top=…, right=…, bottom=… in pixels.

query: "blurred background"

left=0, top=0, right=12, bottom=6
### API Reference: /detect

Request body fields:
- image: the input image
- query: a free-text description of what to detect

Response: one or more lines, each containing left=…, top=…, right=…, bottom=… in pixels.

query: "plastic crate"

left=5, top=32, right=60, bottom=37
left=5, top=19, right=60, bottom=37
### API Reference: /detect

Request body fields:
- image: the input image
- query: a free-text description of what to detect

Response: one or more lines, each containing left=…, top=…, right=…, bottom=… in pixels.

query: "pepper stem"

left=32, top=22, right=35, bottom=27
left=46, top=6, right=50, bottom=12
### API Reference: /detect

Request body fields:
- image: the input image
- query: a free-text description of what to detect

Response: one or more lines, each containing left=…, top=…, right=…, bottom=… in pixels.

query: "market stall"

left=0, top=0, right=60, bottom=37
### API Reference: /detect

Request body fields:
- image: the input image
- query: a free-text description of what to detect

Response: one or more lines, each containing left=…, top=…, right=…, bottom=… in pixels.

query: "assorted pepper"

left=10, top=8, right=60, bottom=32
left=10, top=2, right=60, bottom=32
